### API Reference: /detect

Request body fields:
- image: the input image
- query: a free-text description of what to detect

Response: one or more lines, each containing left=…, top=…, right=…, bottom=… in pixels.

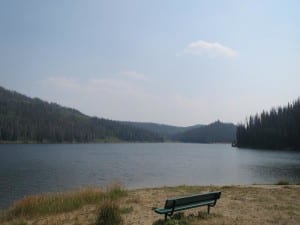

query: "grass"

left=105, top=180, right=128, bottom=200
left=96, top=200, right=123, bottom=225
left=120, top=206, right=133, bottom=214
left=152, top=211, right=219, bottom=225
left=152, top=213, right=193, bottom=225
left=6, top=219, right=28, bottom=225
left=1, top=184, right=300, bottom=225
left=2, top=181, right=127, bottom=221
left=276, top=180, right=290, bottom=185
left=159, top=185, right=220, bottom=193
left=5, top=187, right=104, bottom=219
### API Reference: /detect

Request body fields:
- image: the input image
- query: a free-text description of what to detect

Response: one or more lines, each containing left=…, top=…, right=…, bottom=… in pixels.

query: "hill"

left=236, top=98, right=300, bottom=150
left=173, top=120, right=236, bottom=143
left=0, top=86, right=238, bottom=144
left=0, top=86, right=163, bottom=143
left=121, top=121, right=203, bottom=138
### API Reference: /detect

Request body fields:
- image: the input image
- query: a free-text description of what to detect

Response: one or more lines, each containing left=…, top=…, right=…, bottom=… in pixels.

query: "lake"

left=0, top=143, right=300, bottom=209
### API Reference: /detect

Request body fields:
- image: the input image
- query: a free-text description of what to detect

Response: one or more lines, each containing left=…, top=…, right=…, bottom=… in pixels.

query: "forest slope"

left=174, top=120, right=236, bottom=143
left=0, top=86, right=163, bottom=143
left=236, top=98, right=300, bottom=150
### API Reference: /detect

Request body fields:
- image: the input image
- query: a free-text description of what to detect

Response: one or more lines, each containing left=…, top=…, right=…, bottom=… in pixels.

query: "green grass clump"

left=153, top=213, right=192, bottom=225
left=7, top=219, right=28, bottom=225
left=6, top=187, right=104, bottom=218
left=105, top=181, right=127, bottom=200
left=276, top=180, right=289, bottom=185
left=120, top=206, right=133, bottom=214
left=95, top=201, right=123, bottom=225
left=153, top=218, right=190, bottom=225
left=152, top=211, right=216, bottom=225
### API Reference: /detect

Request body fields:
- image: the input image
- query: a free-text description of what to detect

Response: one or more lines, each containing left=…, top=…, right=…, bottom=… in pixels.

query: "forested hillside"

left=0, top=86, right=163, bottom=143
left=173, top=121, right=236, bottom=143
left=0, top=86, right=240, bottom=144
left=121, top=121, right=203, bottom=138
left=236, top=99, right=300, bottom=150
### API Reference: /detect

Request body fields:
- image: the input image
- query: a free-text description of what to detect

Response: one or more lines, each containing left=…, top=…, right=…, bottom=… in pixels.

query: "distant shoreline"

left=0, top=140, right=233, bottom=144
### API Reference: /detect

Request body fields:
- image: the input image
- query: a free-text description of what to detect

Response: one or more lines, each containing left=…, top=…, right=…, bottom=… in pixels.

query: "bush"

left=96, top=201, right=123, bottom=225
left=276, top=180, right=289, bottom=185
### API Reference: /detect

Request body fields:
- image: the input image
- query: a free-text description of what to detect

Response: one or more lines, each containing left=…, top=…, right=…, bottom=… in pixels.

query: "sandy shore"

left=2, top=185, right=300, bottom=225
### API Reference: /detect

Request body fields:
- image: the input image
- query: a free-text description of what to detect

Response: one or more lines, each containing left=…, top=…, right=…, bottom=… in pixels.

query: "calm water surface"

left=0, top=143, right=300, bottom=208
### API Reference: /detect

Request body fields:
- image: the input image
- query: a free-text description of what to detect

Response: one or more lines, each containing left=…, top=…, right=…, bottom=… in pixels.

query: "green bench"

left=153, top=191, right=221, bottom=220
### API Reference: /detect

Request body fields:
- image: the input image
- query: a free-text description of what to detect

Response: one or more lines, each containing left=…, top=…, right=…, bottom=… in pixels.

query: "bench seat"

left=155, top=200, right=215, bottom=214
left=153, top=191, right=221, bottom=220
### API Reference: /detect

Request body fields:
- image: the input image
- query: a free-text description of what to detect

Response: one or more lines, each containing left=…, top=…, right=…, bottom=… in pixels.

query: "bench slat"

left=155, top=200, right=215, bottom=214
left=165, top=191, right=220, bottom=209
left=154, top=191, right=221, bottom=220
left=173, top=200, right=215, bottom=211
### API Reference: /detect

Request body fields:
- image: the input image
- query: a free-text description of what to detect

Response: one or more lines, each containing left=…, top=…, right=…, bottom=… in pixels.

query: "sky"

left=0, top=0, right=300, bottom=126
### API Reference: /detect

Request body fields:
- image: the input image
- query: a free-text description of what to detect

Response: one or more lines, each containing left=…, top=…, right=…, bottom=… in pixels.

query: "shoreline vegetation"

left=0, top=86, right=236, bottom=145
left=236, top=98, right=300, bottom=150
left=0, top=140, right=234, bottom=145
left=1, top=183, right=300, bottom=225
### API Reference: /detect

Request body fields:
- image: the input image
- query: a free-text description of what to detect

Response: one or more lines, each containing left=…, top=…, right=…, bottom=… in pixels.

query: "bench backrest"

left=164, top=191, right=221, bottom=209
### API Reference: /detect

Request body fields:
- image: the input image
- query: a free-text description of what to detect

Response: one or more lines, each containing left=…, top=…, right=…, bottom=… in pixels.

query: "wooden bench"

left=153, top=191, right=221, bottom=220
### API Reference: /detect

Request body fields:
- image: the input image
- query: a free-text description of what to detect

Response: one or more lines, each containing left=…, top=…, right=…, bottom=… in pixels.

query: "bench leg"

left=165, top=214, right=167, bottom=221
left=207, top=205, right=210, bottom=214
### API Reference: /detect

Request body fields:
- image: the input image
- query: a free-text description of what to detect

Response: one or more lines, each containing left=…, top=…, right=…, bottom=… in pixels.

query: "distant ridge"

left=0, top=86, right=236, bottom=144
left=0, top=86, right=163, bottom=143
left=173, top=120, right=236, bottom=143
left=121, top=121, right=203, bottom=138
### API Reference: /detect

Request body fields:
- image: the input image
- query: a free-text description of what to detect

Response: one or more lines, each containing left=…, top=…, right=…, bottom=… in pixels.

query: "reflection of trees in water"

left=244, top=164, right=300, bottom=183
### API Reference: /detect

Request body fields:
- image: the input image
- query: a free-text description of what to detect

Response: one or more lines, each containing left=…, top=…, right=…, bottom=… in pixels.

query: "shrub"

left=276, top=180, right=289, bottom=185
left=95, top=201, right=123, bottom=225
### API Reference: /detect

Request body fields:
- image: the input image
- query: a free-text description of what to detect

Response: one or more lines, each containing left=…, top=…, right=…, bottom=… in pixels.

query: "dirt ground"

left=4, top=185, right=300, bottom=225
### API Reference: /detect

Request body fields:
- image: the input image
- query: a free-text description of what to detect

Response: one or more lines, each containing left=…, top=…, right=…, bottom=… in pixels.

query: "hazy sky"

left=1, top=0, right=299, bottom=126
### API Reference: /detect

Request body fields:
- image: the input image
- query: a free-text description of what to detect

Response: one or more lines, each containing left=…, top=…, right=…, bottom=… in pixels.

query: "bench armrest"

left=211, top=199, right=218, bottom=207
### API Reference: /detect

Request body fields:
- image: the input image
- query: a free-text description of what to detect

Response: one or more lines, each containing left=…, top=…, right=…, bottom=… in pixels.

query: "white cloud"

left=184, top=40, right=238, bottom=58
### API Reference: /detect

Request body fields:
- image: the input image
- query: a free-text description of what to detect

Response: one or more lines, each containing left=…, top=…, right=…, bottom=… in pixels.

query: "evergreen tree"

left=236, top=98, right=300, bottom=150
left=0, top=86, right=163, bottom=143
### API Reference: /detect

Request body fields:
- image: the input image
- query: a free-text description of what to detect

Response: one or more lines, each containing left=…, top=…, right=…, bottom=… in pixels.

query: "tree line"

left=0, top=86, right=163, bottom=143
left=174, top=120, right=236, bottom=143
left=236, top=98, right=300, bottom=150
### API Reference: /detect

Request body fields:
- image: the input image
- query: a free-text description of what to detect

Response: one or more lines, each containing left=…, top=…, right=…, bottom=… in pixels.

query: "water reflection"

left=0, top=143, right=299, bottom=208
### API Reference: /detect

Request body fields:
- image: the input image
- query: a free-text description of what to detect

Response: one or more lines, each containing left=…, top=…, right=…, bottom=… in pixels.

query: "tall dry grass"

left=6, top=187, right=104, bottom=219
left=2, top=181, right=127, bottom=222
left=105, top=180, right=127, bottom=200
left=96, top=200, right=124, bottom=225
